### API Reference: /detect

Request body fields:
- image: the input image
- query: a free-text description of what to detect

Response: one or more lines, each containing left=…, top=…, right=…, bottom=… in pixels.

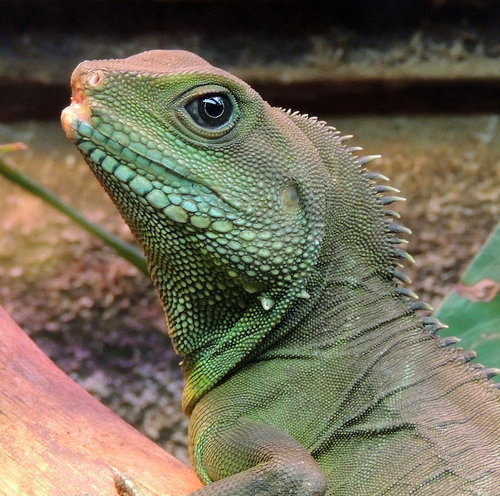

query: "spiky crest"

left=279, top=110, right=497, bottom=383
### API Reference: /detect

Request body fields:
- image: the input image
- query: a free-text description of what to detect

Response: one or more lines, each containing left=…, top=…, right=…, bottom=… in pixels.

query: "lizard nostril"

left=87, top=70, right=104, bottom=87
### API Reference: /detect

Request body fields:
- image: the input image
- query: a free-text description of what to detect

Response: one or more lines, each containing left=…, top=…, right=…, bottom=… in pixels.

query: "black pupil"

left=188, top=93, right=232, bottom=128
left=202, top=96, right=225, bottom=119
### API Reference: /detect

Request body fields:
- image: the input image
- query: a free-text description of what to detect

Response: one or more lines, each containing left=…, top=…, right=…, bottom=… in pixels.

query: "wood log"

left=0, top=305, right=202, bottom=495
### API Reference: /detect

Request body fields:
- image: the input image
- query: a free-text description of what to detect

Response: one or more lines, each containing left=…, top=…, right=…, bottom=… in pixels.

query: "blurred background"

left=0, top=0, right=499, bottom=463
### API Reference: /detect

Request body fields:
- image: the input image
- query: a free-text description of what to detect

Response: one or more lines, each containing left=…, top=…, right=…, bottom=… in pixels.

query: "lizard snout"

left=60, top=67, right=96, bottom=141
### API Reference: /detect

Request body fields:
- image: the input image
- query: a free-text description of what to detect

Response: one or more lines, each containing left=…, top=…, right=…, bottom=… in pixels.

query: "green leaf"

left=436, top=223, right=500, bottom=379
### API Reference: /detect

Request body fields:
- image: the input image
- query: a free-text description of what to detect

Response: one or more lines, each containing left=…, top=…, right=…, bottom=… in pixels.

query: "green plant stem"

left=0, top=159, right=148, bottom=275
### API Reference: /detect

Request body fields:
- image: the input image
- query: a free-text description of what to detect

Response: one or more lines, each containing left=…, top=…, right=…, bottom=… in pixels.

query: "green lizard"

left=61, top=50, right=499, bottom=495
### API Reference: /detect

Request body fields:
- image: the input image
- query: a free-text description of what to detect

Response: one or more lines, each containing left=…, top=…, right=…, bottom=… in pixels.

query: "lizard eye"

left=185, top=94, right=233, bottom=128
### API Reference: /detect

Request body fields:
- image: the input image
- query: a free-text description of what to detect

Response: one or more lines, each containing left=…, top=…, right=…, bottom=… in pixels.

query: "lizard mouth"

left=61, top=85, right=195, bottom=183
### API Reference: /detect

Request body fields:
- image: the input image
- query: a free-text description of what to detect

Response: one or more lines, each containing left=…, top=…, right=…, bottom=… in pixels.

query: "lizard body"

left=61, top=50, right=499, bottom=495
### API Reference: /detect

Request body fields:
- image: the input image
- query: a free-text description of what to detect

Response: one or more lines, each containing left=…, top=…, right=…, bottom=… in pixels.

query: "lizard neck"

left=273, top=110, right=422, bottom=347
left=139, top=221, right=315, bottom=414
left=264, top=218, right=419, bottom=356
left=277, top=258, right=419, bottom=352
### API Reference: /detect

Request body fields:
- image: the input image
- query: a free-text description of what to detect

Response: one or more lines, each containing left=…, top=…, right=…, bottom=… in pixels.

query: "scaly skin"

left=61, top=50, right=500, bottom=495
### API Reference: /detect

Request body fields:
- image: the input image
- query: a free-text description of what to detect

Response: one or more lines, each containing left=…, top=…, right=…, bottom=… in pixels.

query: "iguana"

left=61, top=50, right=499, bottom=495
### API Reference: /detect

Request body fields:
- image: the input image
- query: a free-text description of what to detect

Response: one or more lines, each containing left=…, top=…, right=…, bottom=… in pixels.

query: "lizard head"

left=61, top=50, right=325, bottom=371
left=62, top=50, right=420, bottom=409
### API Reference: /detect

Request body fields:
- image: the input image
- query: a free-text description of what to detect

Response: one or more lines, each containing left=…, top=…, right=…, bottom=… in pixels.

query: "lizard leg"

left=191, top=420, right=327, bottom=495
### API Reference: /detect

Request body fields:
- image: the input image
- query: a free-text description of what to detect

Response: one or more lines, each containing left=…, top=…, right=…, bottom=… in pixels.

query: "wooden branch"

left=0, top=305, right=202, bottom=495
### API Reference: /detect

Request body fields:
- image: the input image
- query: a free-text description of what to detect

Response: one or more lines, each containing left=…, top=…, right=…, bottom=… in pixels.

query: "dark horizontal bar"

left=0, top=78, right=498, bottom=121
left=253, top=78, right=500, bottom=116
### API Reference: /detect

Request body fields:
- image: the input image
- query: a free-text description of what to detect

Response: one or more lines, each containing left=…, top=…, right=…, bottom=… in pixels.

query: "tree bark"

left=0, top=305, right=202, bottom=496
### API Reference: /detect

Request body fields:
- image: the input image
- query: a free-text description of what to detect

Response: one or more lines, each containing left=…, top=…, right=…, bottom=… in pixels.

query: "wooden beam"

left=0, top=305, right=202, bottom=495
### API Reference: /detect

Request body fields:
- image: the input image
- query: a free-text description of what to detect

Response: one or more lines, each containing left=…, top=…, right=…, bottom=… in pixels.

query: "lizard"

left=61, top=50, right=500, bottom=495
